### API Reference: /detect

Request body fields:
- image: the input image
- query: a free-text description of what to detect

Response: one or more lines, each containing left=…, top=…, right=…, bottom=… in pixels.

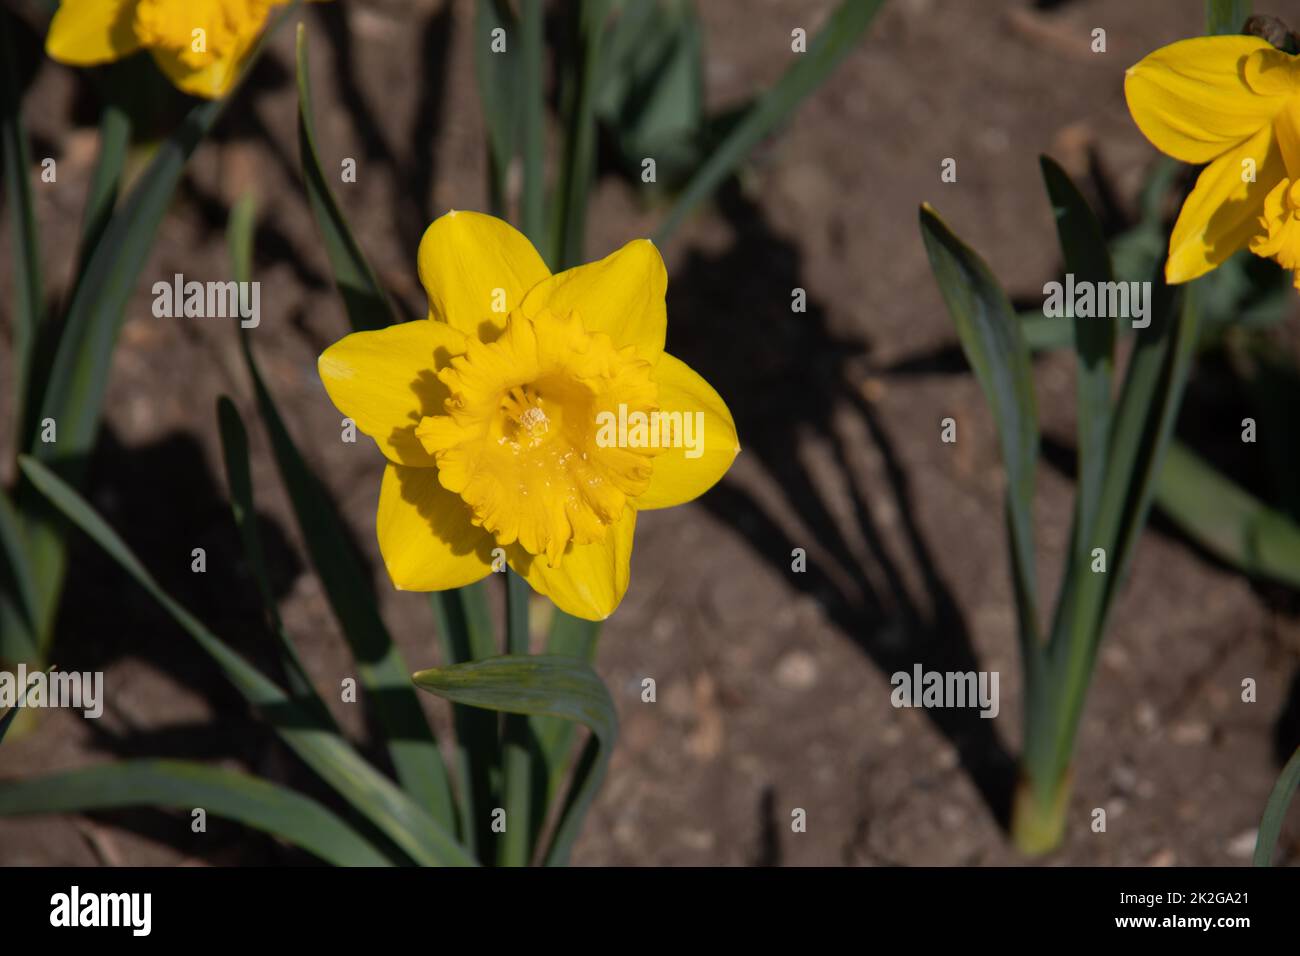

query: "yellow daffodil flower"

left=318, top=211, right=739, bottom=621
left=1126, top=35, right=1300, bottom=288
left=45, top=0, right=302, bottom=99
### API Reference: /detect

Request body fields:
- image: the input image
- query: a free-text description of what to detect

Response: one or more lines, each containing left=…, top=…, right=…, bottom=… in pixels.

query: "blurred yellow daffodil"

left=45, top=0, right=304, bottom=99
left=1126, top=35, right=1300, bottom=287
left=318, top=211, right=739, bottom=621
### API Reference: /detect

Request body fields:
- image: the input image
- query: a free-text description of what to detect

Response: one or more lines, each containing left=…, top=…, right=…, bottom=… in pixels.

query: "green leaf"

left=654, top=0, right=885, bottom=243
left=498, top=572, right=535, bottom=866
left=519, top=0, right=546, bottom=251
left=0, top=665, right=46, bottom=746
left=1038, top=156, right=1116, bottom=680
left=1045, top=278, right=1200, bottom=784
left=17, top=455, right=474, bottom=867
left=0, top=488, right=38, bottom=661
left=1040, top=156, right=1114, bottom=547
left=919, top=204, right=1041, bottom=650
left=227, top=197, right=457, bottom=829
left=18, top=6, right=295, bottom=658
left=429, top=585, right=500, bottom=855
left=595, top=0, right=705, bottom=190
left=296, top=23, right=394, bottom=332
left=1206, top=0, right=1252, bottom=35
left=474, top=0, right=521, bottom=218
left=1254, top=746, right=1300, bottom=866
left=73, top=102, right=130, bottom=295
left=1100, top=284, right=1200, bottom=614
left=530, top=611, right=600, bottom=817
left=552, top=0, right=616, bottom=269
left=0, top=760, right=392, bottom=867
left=1156, top=441, right=1300, bottom=590
left=413, top=654, right=617, bottom=866
left=30, top=14, right=287, bottom=475
left=217, top=395, right=331, bottom=722
left=1, top=6, right=43, bottom=444
left=1237, top=341, right=1300, bottom=518
left=0, top=706, right=16, bottom=746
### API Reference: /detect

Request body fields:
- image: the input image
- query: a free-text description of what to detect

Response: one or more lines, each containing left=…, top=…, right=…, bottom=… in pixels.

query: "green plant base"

left=1, top=700, right=40, bottom=741
left=1011, top=769, right=1072, bottom=856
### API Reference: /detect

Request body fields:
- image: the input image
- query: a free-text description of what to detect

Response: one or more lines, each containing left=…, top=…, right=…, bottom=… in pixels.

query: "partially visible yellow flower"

left=318, top=211, right=740, bottom=621
left=45, top=0, right=305, bottom=99
left=1125, top=35, right=1300, bottom=287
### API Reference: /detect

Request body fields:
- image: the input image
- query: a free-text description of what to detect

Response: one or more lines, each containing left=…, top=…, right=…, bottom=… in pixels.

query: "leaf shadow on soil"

left=666, top=181, right=1019, bottom=834
left=36, top=427, right=351, bottom=864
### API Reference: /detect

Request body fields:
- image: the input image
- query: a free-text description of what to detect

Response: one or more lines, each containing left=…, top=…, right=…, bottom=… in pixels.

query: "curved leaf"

left=1157, top=440, right=1300, bottom=590
left=0, top=488, right=38, bottom=661
left=0, top=760, right=391, bottom=867
left=413, top=654, right=617, bottom=866
left=217, top=395, right=330, bottom=721
left=227, top=196, right=457, bottom=831
left=919, top=204, right=1040, bottom=649
left=1, top=6, right=42, bottom=440
left=1255, top=745, right=1300, bottom=866
left=499, top=572, right=534, bottom=866
left=18, top=4, right=297, bottom=656
left=429, top=584, right=499, bottom=855
left=296, top=23, right=394, bottom=331
left=17, top=455, right=474, bottom=867
left=654, top=0, right=885, bottom=243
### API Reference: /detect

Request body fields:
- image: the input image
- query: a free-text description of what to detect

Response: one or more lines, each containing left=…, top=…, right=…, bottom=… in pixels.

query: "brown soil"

left=2, top=0, right=1299, bottom=866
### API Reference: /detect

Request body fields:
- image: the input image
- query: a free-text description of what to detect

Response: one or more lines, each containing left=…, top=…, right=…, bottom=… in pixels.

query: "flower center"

left=134, top=0, right=272, bottom=66
left=1250, top=176, right=1300, bottom=284
left=499, top=384, right=558, bottom=449
left=416, top=309, right=660, bottom=565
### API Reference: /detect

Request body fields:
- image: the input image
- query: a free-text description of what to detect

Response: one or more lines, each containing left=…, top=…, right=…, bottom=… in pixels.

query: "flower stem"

left=498, top=570, right=533, bottom=866
left=1011, top=767, right=1072, bottom=856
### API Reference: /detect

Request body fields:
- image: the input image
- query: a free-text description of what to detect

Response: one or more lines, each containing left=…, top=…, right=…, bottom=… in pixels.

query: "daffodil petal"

left=318, top=319, right=467, bottom=467
left=509, top=508, right=636, bottom=621
left=1125, top=36, right=1287, bottom=164
left=1166, top=123, right=1283, bottom=283
left=46, top=0, right=142, bottom=65
left=520, top=239, right=667, bottom=361
left=417, top=210, right=551, bottom=339
left=378, top=463, right=495, bottom=590
left=148, top=37, right=254, bottom=100
left=636, top=353, right=738, bottom=510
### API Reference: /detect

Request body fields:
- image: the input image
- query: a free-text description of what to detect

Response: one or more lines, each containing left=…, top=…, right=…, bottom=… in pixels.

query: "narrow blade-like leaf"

left=430, top=585, right=499, bottom=854
left=654, top=0, right=885, bottom=243
left=229, top=195, right=456, bottom=827
left=19, top=5, right=296, bottom=656
left=1156, top=440, right=1300, bottom=590
left=1040, top=155, right=1115, bottom=547
left=414, top=654, right=617, bottom=866
left=474, top=0, right=521, bottom=217
left=0, top=665, right=45, bottom=746
left=18, top=455, right=474, bottom=867
left=1206, top=0, right=1252, bottom=35
left=551, top=0, right=615, bottom=268
left=217, top=395, right=331, bottom=721
left=0, top=760, right=392, bottom=866
left=1254, top=745, right=1300, bottom=866
left=296, top=23, right=394, bottom=331
left=0, top=488, right=38, bottom=661
left=1046, top=278, right=1200, bottom=783
left=920, top=203, right=1041, bottom=648
left=499, top=571, right=535, bottom=866
left=530, top=611, right=600, bottom=815
left=1, top=6, right=42, bottom=438
left=73, top=102, right=130, bottom=293
left=519, top=0, right=545, bottom=251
